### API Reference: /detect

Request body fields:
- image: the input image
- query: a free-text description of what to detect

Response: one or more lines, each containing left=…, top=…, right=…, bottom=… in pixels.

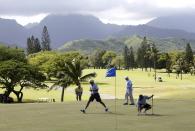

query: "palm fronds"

left=80, top=72, right=96, bottom=82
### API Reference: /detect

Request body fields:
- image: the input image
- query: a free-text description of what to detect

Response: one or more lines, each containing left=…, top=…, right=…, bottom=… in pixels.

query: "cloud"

left=1, top=14, right=48, bottom=26
left=122, top=0, right=195, bottom=17
left=1, top=0, right=195, bottom=16
left=0, top=0, right=125, bottom=15
left=0, top=0, right=195, bottom=25
left=90, top=6, right=155, bottom=25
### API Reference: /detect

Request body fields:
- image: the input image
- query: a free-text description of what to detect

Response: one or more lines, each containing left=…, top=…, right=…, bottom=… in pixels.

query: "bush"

left=0, top=94, right=14, bottom=103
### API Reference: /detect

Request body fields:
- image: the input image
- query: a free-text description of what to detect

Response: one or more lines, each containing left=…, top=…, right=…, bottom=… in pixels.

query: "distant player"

left=75, top=84, right=83, bottom=101
left=137, top=94, right=154, bottom=115
left=80, top=80, right=108, bottom=113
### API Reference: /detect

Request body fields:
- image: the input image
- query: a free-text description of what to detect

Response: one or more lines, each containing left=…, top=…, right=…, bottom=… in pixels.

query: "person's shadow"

left=138, top=113, right=166, bottom=117
left=87, top=111, right=125, bottom=116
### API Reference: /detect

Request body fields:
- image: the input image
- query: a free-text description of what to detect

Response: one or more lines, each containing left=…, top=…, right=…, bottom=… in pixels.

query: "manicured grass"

left=0, top=69, right=195, bottom=131
left=1, top=69, right=195, bottom=102
left=84, top=69, right=195, bottom=100
left=0, top=99, right=195, bottom=131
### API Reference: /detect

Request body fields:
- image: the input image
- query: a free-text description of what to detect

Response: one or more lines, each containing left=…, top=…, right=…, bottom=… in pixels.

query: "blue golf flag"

left=106, top=67, right=116, bottom=77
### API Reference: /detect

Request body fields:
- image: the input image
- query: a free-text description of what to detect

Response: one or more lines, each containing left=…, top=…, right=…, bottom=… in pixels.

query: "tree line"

left=0, top=46, right=47, bottom=103
left=27, top=26, right=51, bottom=55
left=25, top=25, right=195, bottom=76
left=0, top=46, right=95, bottom=103
left=27, top=35, right=194, bottom=78
left=0, top=36, right=194, bottom=103
left=89, top=37, right=195, bottom=75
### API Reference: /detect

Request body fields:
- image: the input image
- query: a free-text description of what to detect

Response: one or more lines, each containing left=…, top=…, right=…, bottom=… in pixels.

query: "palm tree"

left=62, top=60, right=96, bottom=86
left=50, top=59, right=96, bottom=102
left=49, top=73, right=73, bottom=102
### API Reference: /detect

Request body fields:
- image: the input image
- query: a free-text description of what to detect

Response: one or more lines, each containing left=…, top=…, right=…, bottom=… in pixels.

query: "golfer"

left=123, top=76, right=135, bottom=105
left=75, top=84, right=83, bottom=101
left=80, top=79, right=108, bottom=113
left=137, top=94, right=154, bottom=114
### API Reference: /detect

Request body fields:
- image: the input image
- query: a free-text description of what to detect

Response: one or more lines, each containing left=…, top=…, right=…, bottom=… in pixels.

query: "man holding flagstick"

left=137, top=94, right=154, bottom=115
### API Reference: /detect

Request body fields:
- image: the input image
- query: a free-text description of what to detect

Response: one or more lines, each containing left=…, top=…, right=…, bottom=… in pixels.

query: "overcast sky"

left=0, top=0, right=195, bottom=25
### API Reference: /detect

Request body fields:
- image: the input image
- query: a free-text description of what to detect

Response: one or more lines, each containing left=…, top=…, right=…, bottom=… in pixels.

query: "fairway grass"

left=1, top=69, right=195, bottom=102
left=0, top=69, right=195, bottom=131
left=0, top=99, right=195, bottom=131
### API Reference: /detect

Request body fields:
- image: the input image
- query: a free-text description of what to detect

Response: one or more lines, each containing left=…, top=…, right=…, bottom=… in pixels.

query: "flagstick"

left=115, top=76, right=118, bottom=130
left=152, top=96, right=154, bottom=115
left=105, top=68, right=117, bottom=129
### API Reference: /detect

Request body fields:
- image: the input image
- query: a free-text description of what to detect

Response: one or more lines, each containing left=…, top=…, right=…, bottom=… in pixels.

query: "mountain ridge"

left=58, top=35, right=195, bottom=54
left=0, top=14, right=195, bottom=48
left=147, top=14, right=195, bottom=33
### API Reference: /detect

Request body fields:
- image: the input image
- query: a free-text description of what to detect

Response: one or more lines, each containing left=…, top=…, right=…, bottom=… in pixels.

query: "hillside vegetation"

left=58, top=35, right=195, bottom=54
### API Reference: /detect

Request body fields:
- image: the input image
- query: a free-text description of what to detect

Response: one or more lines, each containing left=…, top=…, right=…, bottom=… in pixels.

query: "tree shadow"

left=81, top=82, right=109, bottom=85
left=134, top=87, right=154, bottom=89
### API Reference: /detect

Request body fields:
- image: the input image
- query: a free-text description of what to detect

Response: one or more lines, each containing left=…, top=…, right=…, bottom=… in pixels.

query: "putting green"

left=0, top=99, right=195, bottom=131
left=1, top=68, right=195, bottom=131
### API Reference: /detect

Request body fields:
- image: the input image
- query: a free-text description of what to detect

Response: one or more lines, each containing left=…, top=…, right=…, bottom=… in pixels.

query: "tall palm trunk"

left=61, top=86, right=65, bottom=102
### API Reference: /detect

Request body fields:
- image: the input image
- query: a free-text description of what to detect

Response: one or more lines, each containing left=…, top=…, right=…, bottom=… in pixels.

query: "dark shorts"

left=139, top=103, right=151, bottom=110
left=76, top=92, right=82, bottom=96
left=89, top=93, right=102, bottom=102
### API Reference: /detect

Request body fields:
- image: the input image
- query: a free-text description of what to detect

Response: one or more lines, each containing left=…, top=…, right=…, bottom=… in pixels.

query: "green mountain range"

left=58, top=35, right=195, bottom=54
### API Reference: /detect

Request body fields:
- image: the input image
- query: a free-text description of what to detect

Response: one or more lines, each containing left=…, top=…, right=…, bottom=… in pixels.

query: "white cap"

left=125, top=76, right=129, bottom=79
left=89, top=79, right=94, bottom=83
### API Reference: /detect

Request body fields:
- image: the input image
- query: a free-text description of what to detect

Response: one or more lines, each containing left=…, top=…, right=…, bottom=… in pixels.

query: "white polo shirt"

left=90, top=84, right=99, bottom=94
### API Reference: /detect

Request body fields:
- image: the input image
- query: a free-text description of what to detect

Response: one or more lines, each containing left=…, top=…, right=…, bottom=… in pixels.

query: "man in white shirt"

left=80, top=79, right=108, bottom=113
left=123, top=76, right=135, bottom=105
